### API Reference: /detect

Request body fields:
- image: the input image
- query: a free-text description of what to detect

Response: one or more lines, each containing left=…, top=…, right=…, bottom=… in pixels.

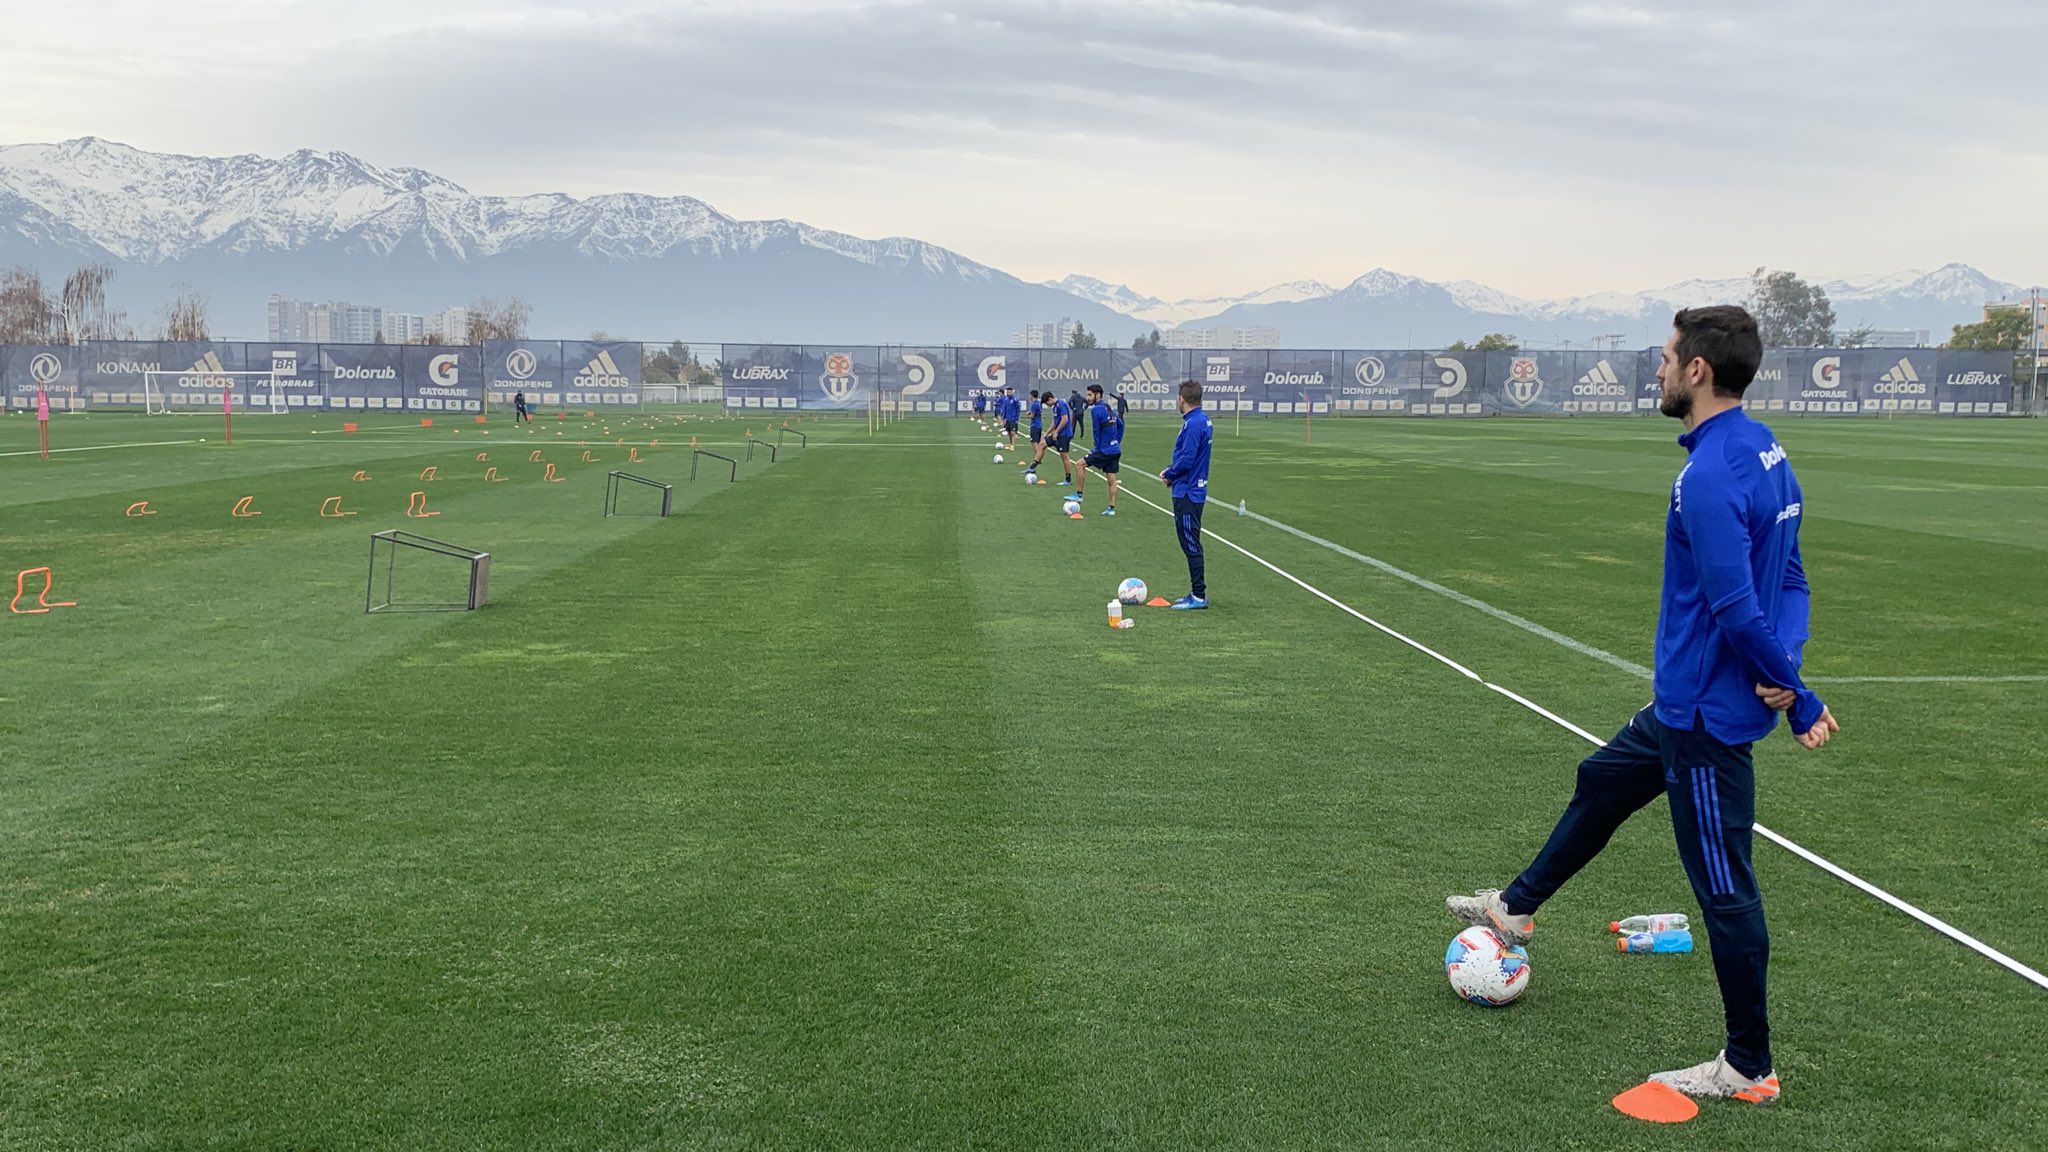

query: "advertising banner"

left=794, top=345, right=880, bottom=411
left=239, top=343, right=324, bottom=409
left=320, top=344, right=405, bottom=410
left=721, top=344, right=802, bottom=409
left=398, top=345, right=483, bottom=413
left=952, top=348, right=1029, bottom=408
left=1931, top=350, right=2012, bottom=416
left=879, top=346, right=952, bottom=411
left=3, top=345, right=80, bottom=409
left=561, top=340, right=643, bottom=408
left=484, top=340, right=564, bottom=408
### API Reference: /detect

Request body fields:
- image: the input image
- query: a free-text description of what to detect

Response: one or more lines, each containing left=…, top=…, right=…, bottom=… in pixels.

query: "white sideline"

left=1106, top=467, right=2048, bottom=992
left=0, top=438, right=202, bottom=458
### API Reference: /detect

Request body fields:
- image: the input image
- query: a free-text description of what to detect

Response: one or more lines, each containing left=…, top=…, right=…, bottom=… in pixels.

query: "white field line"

left=1232, top=502, right=2042, bottom=688
left=1104, top=466, right=2048, bottom=992
left=0, top=438, right=201, bottom=459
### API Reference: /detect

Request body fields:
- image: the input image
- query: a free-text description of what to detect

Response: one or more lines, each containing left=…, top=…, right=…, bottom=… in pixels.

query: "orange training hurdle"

left=319, top=496, right=357, bottom=518
left=419, top=466, right=438, bottom=481
left=484, top=466, right=505, bottom=482
left=231, top=496, right=261, bottom=518
left=404, top=491, right=440, bottom=518
left=543, top=463, right=562, bottom=482
left=124, top=501, right=157, bottom=518
left=10, top=567, right=77, bottom=615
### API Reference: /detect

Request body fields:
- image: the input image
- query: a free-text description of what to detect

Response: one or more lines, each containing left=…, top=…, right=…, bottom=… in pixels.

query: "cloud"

left=0, top=1, right=2042, bottom=296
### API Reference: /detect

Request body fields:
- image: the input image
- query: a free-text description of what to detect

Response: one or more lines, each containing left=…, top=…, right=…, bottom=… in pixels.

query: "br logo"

left=900, top=353, right=936, bottom=396
left=1506, top=356, right=1544, bottom=408
left=819, top=352, right=860, bottom=401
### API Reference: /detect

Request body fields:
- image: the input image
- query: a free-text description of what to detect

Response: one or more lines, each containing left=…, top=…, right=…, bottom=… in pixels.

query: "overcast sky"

left=2, top=1, right=2042, bottom=299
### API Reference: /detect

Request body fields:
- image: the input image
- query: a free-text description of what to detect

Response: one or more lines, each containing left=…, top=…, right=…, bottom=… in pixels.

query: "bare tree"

left=59, top=262, right=118, bottom=343
left=0, top=265, right=58, bottom=344
left=465, top=295, right=532, bottom=343
left=589, top=329, right=616, bottom=342
left=160, top=285, right=210, bottom=342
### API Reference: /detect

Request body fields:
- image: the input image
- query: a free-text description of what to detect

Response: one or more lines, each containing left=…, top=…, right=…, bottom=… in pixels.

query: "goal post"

left=365, top=530, right=491, bottom=613
left=143, top=369, right=287, bottom=415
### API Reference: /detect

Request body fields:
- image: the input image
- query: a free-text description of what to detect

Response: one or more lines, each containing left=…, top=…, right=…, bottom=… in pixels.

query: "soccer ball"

left=1062, top=498, right=1082, bottom=516
left=993, top=454, right=1003, bottom=464
left=1023, top=470, right=1037, bottom=486
left=1444, top=926, right=1530, bottom=1006
left=1117, top=578, right=1148, bottom=604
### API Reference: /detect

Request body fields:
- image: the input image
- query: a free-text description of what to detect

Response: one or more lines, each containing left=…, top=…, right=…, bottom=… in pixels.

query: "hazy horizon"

left=3, top=1, right=2042, bottom=301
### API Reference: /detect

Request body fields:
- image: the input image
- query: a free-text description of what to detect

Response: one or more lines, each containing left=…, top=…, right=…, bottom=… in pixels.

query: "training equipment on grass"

left=604, top=471, right=673, bottom=518
left=419, top=466, right=438, bottom=481
left=124, top=501, right=156, bottom=518
left=1022, top=471, right=1037, bottom=486
left=1444, top=926, right=1529, bottom=1006
left=352, top=470, right=370, bottom=481
left=476, top=452, right=489, bottom=461
left=581, top=450, right=597, bottom=462
left=1611, top=914, right=1689, bottom=934
left=1145, top=597, right=1172, bottom=608
left=993, top=454, right=1004, bottom=464
left=529, top=450, right=544, bottom=462
left=1062, top=498, right=1081, bottom=516
left=1617, top=929, right=1693, bottom=953
left=10, top=567, right=77, bottom=615
left=404, top=491, right=439, bottom=518
left=318, top=496, right=357, bottom=518
left=1611, top=1081, right=1699, bottom=1124
left=1106, top=600, right=1134, bottom=630
left=483, top=466, right=505, bottom=482
left=365, top=530, right=490, bottom=613
left=691, top=449, right=738, bottom=483
left=778, top=427, right=807, bottom=449
left=230, top=496, right=261, bottom=518
left=543, top=463, right=563, bottom=482
left=1117, top=578, right=1149, bottom=604
left=746, top=439, right=777, bottom=464
left=627, top=447, right=644, bottom=462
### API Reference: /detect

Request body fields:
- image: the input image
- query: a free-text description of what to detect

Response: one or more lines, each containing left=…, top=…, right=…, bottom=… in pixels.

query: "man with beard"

left=1445, top=305, right=1839, bottom=1107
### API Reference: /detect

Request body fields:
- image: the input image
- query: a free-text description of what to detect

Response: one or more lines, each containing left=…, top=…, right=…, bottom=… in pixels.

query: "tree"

left=1069, top=322, right=1098, bottom=349
left=1946, top=309, right=2034, bottom=351
left=1748, top=267, right=1836, bottom=346
left=59, top=263, right=118, bottom=343
left=1131, top=329, right=1162, bottom=352
left=466, top=296, right=532, bottom=343
left=0, top=265, right=57, bottom=344
left=160, top=285, right=210, bottom=341
left=1834, top=323, right=1878, bottom=349
left=589, top=329, right=616, bottom=342
left=1473, top=333, right=1519, bottom=351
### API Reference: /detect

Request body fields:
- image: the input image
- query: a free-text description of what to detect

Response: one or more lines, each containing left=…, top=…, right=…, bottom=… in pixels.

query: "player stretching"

left=1446, top=306, right=1839, bottom=1106
left=1071, top=384, right=1123, bottom=516
left=1024, top=391, right=1074, bottom=484
left=1159, top=379, right=1213, bottom=608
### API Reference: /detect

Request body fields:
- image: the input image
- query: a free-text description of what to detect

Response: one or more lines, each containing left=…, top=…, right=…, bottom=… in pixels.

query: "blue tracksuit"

left=1090, top=401, right=1121, bottom=456
left=1049, top=400, right=1072, bottom=448
left=1162, top=406, right=1214, bottom=597
left=1027, top=400, right=1043, bottom=441
left=1503, top=408, right=1819, bottom=1081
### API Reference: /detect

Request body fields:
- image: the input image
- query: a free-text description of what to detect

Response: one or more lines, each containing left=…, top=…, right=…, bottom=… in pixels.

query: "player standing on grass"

left=1068, top=387, right=1087, bottom=447
left=973, top=390, right=987, bottom=422
left=1022, top=391, right=1073, bottom=484
left=1072, top=384, right=1123, bottom=516
left=1159, top=379, right=1213, bottom=609
left=513, top=390, right=531, bottom=424
left=1446, top=306, right=1840, bottom=1107
left=1021, top=391, right=1045, bottom=471
left=1000, top=387, right=1019, bottom=450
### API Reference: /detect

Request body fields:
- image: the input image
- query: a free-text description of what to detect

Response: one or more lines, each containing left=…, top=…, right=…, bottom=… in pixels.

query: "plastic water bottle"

left=1610, top=914, right=1690, bottom=934
left=1107, top=599, right=1123, bottom=630
left=1617, top=929, right=1694, bottom=954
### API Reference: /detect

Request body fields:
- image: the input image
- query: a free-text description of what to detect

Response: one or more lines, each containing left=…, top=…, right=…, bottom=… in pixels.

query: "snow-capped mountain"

left=1041, top=274, right=1335, bottom=331
left=0, top=137, right=1147, bottom=342
left=1062, top=264, right=2026, bottom=347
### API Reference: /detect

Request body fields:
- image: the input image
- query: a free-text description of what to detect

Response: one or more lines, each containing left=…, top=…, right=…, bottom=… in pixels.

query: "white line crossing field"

left=1106, top=465, right=2048, bottom=993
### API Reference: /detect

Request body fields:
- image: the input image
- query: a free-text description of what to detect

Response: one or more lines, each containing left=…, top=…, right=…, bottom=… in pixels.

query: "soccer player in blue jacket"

left=1159, top=379, right=1214, bottom=608
left=999, top=387, right=1020, bottom=450
left=1071, top=384, right=1123, bottom=515
left=1023, top=391, right=1074, bottom=484
left=1447, top=306, right=1839, bottom=1106
left=972, top=392, right=986, bottom=421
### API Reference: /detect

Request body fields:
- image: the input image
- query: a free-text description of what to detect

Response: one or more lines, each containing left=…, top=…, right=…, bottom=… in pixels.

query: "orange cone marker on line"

left=1611, top=1082, right=1698, bottom=1124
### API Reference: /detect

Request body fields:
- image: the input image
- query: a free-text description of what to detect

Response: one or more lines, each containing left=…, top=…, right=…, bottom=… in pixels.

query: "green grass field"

left=3, top=406, right=2044, bottom=1149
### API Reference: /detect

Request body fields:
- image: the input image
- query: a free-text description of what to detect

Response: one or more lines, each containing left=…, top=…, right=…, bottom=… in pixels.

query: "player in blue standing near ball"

left=1159, top=379, right=1213, bottom=609
left=1445, top=305, right=1841, bottom=1108
left=1071, top=384, right=1123, bottom=516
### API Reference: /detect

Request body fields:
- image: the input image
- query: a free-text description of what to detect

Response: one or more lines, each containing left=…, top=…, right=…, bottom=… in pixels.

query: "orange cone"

left=1611, top=1082, right=1698, bottom=1124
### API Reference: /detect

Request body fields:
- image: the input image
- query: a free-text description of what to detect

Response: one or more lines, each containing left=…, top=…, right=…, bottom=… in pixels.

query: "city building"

left=383, top=312, right=426, bottom=343
left=1010, top=317, right=1080, bottom=348
left=1163, top=325, right=1281, bottom=350
left=428, top=307, right=471, bottom=342
left=1986, top=296, right=2047, bottom=358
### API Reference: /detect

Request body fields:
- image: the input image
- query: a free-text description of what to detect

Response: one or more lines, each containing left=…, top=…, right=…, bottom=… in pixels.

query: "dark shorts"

left=1030, top=429, right=1044, bottom=444
left=1084, top=451, right=1121, bottom=474
left=1003, top=419, right=1017, bottom=433
left=1051, top=437, right=1072, bottom=454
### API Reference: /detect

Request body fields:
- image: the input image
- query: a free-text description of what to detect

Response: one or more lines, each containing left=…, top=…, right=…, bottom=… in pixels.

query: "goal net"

left=365, top=530, right=491, bottom=613
left=142, top=369, right=287, bottom=415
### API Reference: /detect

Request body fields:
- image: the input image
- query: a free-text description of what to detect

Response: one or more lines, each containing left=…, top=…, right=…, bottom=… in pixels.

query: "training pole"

left=222, top=383, right=233, bottom=444
left=37, top=388, right=51, bottom=459
left=1303, top=391, right=1311, bottom=446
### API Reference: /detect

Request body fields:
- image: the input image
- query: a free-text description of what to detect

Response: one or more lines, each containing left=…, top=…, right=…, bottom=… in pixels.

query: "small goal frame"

left=365, top=530, right=491, bottom=613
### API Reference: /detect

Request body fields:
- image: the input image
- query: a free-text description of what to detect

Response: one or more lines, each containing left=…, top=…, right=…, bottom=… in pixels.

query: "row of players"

left=981, top=381, right=1214, bottom=610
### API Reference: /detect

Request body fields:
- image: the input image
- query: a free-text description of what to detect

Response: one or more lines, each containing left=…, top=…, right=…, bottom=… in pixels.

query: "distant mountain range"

left=0, top=138, right=2029, bottom=346
left=1048, top=265, right=2027, bottom=347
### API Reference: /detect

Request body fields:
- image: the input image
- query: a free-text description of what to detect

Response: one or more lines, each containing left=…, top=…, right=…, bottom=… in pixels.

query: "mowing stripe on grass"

left=1106, top=466, right=2048, bottom=993
left=1231, top=502, right=2044, bottom=688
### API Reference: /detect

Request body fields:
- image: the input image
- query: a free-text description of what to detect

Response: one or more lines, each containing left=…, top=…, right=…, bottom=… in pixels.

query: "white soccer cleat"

left=1649, top=1051, right=1780, bottom=1104
left=1444, top=888, right=1534, bottom=946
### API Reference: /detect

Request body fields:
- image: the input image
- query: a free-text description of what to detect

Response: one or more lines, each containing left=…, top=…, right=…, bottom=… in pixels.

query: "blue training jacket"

left=1090, top=401, right=1122, bottom=455
left=1162, top=407, right=1214, bottom=502
left=1027, top=399, right=1043, bottom=434
left=1656, top=407, right=1823, bottom=744
left=1049, top=399, right=1071, bottom=439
